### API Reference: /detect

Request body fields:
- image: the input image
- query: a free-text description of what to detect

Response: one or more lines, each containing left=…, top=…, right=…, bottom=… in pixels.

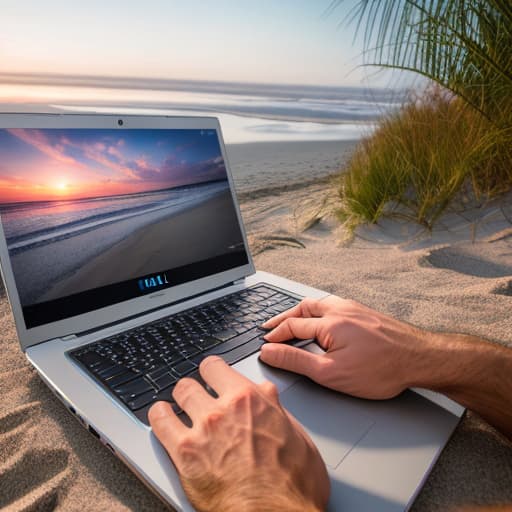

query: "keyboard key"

left=206, top=327, right=261, bottom=356
left=178, top=345, right=201, bottom=358
left=106, top=370, right=139, bottom=388
left=171, top=402, right=183, bottom=415
left=97, top=363, right=128, bottom=380
left=197, top=337, right=218, bottom=350
left=127, top=390, right=158, bottom=411
left=76, top=351, right=105, bottom=368
left=153, top=372, right=178, bottom=391
left=213, top=328, right=238, bottom=342
left=115, top=377, right=154, bottom=398
left=146, top=366, right=170, bottom=382
left=173, top=359, right=197, bottom=377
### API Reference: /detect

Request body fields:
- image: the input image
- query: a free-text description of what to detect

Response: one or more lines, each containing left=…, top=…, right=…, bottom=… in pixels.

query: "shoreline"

left=227, top=139, right=356, bottom=196
left=39, top=190, right=242, bottom=302
left=236, top=172, right=337, bottom=202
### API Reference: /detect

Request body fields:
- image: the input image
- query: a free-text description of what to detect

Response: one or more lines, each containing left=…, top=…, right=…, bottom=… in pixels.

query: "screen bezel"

left=0, top=113, right=255, bottom=350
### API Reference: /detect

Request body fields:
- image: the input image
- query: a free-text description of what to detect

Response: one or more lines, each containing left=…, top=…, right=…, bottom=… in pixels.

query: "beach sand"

left=1, top=140, right=512, bottom=510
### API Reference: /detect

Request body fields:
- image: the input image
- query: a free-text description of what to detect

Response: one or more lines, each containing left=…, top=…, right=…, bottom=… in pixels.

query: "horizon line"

left=0, top=176, right=226, bottom=207
left=0, top=71, right=408, bottom=95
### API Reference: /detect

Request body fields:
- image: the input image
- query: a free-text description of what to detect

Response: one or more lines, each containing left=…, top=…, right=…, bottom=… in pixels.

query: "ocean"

left=1, top=181, right=229, bottom=254
left=0, top=77, right=407, bottom=144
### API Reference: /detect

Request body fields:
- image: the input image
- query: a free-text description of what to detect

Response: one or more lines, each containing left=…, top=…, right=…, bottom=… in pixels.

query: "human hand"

left=148, top=356, right=330, bottom=512
left=260, top=296, right=430, bottom=400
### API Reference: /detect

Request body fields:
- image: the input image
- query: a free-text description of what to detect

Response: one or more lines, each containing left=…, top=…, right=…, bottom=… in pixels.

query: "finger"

left=148, top=401, right=188, bottom=459
left=261, top=297, right=328, bottom=329
left=260, top=343, right=329, bottom=383
left=263, top=317, right=322, bottom=343
left=199, top=355, right=253, bottom=395
left=172, top=377, right=215, bottom=421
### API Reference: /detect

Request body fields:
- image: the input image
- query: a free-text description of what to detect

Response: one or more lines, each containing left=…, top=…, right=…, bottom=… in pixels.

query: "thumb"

left=260, top=343, right=328, bottom=382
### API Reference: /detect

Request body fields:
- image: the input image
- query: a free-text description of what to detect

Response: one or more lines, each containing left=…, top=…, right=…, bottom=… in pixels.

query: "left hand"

left=149, top=356, right=330, bottom=512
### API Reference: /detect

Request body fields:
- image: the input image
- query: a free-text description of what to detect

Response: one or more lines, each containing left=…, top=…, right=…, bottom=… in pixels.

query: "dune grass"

left=332, top=0, right=512, bottom=230
left=338, top=89, right=512, bottom=229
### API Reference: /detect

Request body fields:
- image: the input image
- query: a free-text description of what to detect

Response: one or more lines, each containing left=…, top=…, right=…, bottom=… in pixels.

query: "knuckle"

left=203, top=409, right=224, bottom=429
left=282, top=317, right=298, bottom=334
left=175, top=433, right=198, bottom=460
left=259, top=380, right=278, bottom=399
left=311, top=355, right=332, bottom=376
left=227, top=384, right=256, bottom=407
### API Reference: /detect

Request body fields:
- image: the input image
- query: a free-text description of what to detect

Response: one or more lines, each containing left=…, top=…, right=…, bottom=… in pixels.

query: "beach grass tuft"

left=333, top=0, right=512, bottom=231
left=337, top=88, right=512, bottom=230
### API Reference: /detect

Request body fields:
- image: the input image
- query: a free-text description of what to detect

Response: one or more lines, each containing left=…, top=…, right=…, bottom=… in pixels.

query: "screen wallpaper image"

left=0, top=128, right=247, bottom=327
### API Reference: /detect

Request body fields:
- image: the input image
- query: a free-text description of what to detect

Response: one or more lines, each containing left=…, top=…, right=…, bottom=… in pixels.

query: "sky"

left=0, top=129, right=227, bottom=203
left=0, top=0, right=370, bottom=87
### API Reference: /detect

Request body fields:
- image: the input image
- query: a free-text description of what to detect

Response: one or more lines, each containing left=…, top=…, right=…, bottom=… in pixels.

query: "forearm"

left=184, top=474, right=324, bottom=512
left=409, top=331, right=512, bottom=439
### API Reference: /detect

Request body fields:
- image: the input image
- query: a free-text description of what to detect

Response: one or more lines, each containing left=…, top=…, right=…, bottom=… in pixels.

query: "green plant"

left=338, top=88, right=512, bottom=229
left=332, top=0, right=512, bottom=228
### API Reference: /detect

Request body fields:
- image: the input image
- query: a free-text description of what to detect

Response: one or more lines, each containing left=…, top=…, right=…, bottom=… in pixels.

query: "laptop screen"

left=0, top=128, right=248, bottom=329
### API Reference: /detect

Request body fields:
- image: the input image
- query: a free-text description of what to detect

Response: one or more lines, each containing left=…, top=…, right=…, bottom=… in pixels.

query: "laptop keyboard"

left=68, top=285, right=300, bottom=425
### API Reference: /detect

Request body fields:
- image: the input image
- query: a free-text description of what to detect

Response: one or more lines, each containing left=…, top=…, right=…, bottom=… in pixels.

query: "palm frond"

left=331, top=0, right=512, bottom=127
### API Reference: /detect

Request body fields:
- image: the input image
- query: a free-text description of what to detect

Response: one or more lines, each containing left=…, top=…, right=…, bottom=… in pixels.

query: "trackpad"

left=279, top=379, right=375, bottom=469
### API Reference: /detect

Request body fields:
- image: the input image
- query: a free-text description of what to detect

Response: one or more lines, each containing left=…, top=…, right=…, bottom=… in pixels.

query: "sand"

left=39, top=190, right=244, bottom=303
left=1, top=141, right=512, bottom=510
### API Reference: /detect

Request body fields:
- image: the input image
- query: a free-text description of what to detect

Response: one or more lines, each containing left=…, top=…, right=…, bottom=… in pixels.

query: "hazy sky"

left=0, top=0, right=371, bottom=86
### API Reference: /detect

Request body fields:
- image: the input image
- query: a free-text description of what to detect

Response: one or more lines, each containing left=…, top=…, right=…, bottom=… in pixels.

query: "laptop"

left=0, top=113, right=463, bottom=511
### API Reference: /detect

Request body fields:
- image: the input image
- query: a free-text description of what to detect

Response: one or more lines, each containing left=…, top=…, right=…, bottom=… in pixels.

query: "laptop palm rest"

left=280, top=379, right=460, bottom=511
left=279, top=379, right=376, bottom=468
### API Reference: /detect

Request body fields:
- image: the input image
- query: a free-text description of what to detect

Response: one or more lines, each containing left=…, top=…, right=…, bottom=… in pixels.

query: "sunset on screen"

left=0, top=128, right=226, bottom=203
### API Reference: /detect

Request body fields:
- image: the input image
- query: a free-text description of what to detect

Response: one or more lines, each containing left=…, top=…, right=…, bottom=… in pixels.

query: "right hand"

left=260, top=296, right=430, bottom=400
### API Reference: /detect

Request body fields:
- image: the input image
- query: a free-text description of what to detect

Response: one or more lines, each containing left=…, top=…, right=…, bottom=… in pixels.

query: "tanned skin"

left=150, top=296, right=512, bottom=511
left=261, top=297, right=512, bottom=440
left=149, top=356, right=329, bottom=512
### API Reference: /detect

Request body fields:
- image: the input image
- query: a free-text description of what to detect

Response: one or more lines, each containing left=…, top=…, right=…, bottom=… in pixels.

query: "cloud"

left=132, top=155, right=226, bottom=186
left=63, top=139, right=141, bottom=181
left=4, top=130, right=136, bottom=182
left=107, top=144, right=123, bottom=159
left=7, top=129, right=78, bottom=166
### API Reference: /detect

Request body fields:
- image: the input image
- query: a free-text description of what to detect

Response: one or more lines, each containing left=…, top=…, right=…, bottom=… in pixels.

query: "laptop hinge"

left=61, top=334, right=78, bottom=342
left=55, top=278, right=248, bottom=341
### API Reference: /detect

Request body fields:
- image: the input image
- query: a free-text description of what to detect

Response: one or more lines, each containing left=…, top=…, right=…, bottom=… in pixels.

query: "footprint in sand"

left=423, top=245, right=512, bottom=278
left=0, top=402, right=71, bottom=512
left=492, top=281, right=512, bottom=297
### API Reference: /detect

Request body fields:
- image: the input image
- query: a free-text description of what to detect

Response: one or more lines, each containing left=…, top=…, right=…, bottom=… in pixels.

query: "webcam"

left=117, top=119, right=123, bottom=126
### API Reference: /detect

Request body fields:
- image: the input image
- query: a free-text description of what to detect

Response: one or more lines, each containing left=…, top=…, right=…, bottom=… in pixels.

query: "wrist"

left=221, top=492, right=323, bottom=512
left=212, top=475, right=325, bottom=512
left=403, top=329, right=469, bottom=391
left=405, top=331, right=500, bottom=394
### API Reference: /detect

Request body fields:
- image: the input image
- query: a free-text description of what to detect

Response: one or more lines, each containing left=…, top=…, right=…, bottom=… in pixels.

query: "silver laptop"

left=0, top=113, right=463, bottom=511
